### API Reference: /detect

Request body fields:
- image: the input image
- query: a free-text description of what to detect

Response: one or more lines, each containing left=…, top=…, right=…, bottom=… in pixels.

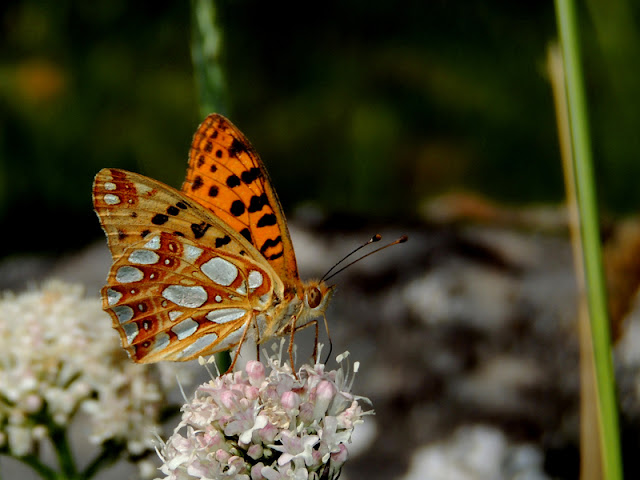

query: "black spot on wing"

left=176, top=201, right=188, bottom=210
left=248, top=194, right=269, bottom=213
left=257, top=213, right=277, bottom=227
left=268, top=251, right=284, bottom=260
left=204, top=141, right=213, bottom=153
left=167, top=206, right=179, bottom=216
left=197, top=155, right=205, bottom=167
left=173, top=231, right=185, bottom=237
left=260, top=236, right=282, bottom=254
left=191, top=222, right=211, bottom=239
left=215, top=235, right=231, bottom=248
left=152, top=214, right=169, bottom=225
left=215, top=149, right=223, bottom=159
left=208, top=186, right=219, bottom=197
left=192, top=176, right=204, bottom=191
left=239, top=228, right=252, bottom=244
left=141, top=229, right=151, bottom=238
left=118, top=230, right=127, bottom=240
left=226, top=174, right=241, bottom=188
left=228, top=138, right=248, bottom=158
left=241, top=168, right=261, bottom=185
left=230, top=200, right=246, bottom=217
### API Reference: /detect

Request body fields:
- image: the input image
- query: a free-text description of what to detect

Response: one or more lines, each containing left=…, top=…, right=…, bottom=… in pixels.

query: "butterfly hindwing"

left=102, top=232, right=275, bottom=362
left=182, top=114, right=300, bottom=287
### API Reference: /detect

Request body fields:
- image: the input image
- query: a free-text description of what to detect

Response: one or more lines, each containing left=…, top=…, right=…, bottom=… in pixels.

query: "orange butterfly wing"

left=93, top=168, right=282, bottom=362
left=181, top=114, right=300, bottom=293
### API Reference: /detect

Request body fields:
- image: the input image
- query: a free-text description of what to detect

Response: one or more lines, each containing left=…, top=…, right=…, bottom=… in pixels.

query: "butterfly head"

left=303, top=280, right=335, bottom=315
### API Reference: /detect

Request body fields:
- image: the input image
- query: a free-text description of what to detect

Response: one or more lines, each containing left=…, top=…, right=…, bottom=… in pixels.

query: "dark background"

left=2, top=0, right=639, bottom=261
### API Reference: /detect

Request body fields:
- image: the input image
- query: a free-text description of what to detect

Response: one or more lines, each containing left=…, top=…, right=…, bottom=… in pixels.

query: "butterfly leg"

left=226, top=318, right=254, bottom=375
left=287, top=319, right=321, bottom=363
left=288, top=315, right=299, bottom=379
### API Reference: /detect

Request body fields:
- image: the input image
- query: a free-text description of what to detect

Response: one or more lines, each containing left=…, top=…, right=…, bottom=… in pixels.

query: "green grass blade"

left=554, top=1, right=622, bottom=479
left=191, top=0, right=228, bottom=118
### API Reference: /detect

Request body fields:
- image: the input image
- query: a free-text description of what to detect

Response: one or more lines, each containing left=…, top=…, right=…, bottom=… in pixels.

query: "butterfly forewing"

left=94, top=168, right=256, bottom=261
left=182, top=114, right=301, bottom=288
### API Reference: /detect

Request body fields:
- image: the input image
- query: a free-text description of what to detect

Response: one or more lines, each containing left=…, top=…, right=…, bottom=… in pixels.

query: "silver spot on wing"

left=116, top=266, right=144, bottom=283
left=122, top=322, right=139, bottom=343
left=128, top=249, right=160, bottom=265
left=106, top=288, right=122, bottom=306
left=112, top=305, right=134, bottom=323
left=143, top=235, right=161, bottom=250
left=248, top=271, right=263, bottom=290
left=162, top=285, right=208, bottom=308
left=171, top=318, right=198, bottom=340
left=205, top=308, right=246, bottom=324
left=175, top=333, right=219, bottom=360
left=104, top=194, right=120, bottom=205
left=201, top=257, right=238, bottom=286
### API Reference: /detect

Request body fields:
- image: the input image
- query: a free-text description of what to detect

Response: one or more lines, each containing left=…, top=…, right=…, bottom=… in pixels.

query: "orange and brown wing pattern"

left=93, top=168, right=282, bottom=363
left=93, top=168, right=254, bottom=262
left=103, top=233, right=275, bottom=363
left=182, top=114, right=300, bottom=288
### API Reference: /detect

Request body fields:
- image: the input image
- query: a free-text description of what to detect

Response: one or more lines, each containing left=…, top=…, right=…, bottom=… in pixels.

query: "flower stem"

left=79, top=440, right=125, bottom=480
left=49, top=425, right=78, bottom=479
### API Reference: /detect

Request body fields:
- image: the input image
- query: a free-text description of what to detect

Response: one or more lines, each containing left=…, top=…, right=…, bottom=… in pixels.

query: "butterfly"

left=93, top=114, right=334, bottom=369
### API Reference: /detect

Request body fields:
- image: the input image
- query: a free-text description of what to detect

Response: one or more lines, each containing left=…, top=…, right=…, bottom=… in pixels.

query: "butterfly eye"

left=307, top=287, right=323, bottom=309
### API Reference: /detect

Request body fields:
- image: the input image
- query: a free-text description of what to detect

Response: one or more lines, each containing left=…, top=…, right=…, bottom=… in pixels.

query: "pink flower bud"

left=247, top=443, right=263, bottom=459
left=215, top=449, right=231, bottom=463
left=299, top=402, right=314, bottom=424
left=281, top=391, right=300, bottom=411
left=244, top=385, right=259, bottom=401
left=257, top=422, right=278, bottom=443
left=251, top=462, right=265, bottom=479
left=220, top=390, right=237, bottom=410
left=312, top=380, right=335, bottom=419
left=331, top=443, right=349, bottom=466
left=246, top=361, right=265, bottom=386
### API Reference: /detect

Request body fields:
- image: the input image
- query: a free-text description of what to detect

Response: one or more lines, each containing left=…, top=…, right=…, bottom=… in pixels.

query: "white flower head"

left=0, top=281, right=188, bottom=471
left=157, top=341, right=373, bottom=479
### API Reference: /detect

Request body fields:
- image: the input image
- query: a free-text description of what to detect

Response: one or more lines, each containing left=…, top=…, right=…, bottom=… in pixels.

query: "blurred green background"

left=1, top=0, right=639, bottom=259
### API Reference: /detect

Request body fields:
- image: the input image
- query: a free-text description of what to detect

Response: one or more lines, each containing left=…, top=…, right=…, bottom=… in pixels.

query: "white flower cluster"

left=157, top=345, right=371, bottom=480
left=0, top=280, right=181, bottom=459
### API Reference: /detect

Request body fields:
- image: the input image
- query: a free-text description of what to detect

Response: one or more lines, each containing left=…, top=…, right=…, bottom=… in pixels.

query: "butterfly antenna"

left=323, top=235, right=408, bottom=282
left=320, top=234, right=382, bottom=283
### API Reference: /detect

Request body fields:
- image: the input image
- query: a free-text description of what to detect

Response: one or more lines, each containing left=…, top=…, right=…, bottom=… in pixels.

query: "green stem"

left=554, top=1, right=623, bottom=479
left=79, top=441, right=124, bottom=480
left=191, top=0, right=229, bottom=117
left=49, top=425, right=77, bottom=479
